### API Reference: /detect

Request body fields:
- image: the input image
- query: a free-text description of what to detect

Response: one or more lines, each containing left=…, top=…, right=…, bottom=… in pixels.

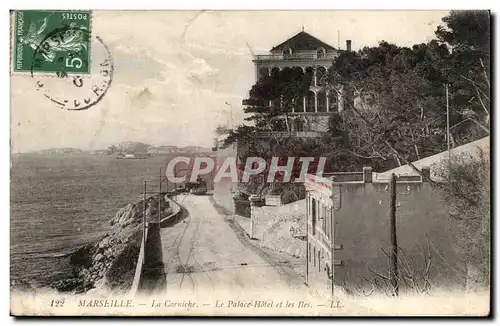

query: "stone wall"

left=250, top=199, right=306, bottom=258
left=130, top=196, right=181, bottom=296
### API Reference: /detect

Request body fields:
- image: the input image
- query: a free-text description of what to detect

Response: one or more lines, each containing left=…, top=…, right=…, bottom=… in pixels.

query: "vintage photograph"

left=9, top=10, right=490, bottom=316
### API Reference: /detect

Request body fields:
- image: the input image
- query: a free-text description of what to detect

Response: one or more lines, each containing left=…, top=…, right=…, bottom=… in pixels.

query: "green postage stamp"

left=12, top=10, right=92, bottom=74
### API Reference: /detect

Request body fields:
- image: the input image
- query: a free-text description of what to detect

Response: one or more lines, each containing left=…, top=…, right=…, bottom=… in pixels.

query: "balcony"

left=256, top=131, right=325, bottom=138
left=253, top=53, right=338, bottom=61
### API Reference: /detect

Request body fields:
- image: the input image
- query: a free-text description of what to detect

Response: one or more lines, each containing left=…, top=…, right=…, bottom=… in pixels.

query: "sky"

left=10, top=10, right=450, bottom=153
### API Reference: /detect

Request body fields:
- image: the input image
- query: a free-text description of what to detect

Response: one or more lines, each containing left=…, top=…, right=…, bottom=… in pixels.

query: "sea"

left=10, top=153, right=176, bottom=287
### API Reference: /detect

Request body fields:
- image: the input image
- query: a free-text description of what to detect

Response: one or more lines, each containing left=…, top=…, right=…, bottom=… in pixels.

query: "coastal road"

left=160, top=194, right=307, bottom=299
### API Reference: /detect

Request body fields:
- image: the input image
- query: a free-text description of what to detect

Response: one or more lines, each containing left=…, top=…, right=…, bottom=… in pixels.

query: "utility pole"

left=225, top=101, right=234, bottom=129
left=330, top=206, right=334, bottom=298
left=143, top=181, right=147, bottom=265
left=389, top=173, right=399, bottom=296
left=446, top=83, right=451, bottom=163
left=305, top=193, right=309, bottom=286
left=158, top=168, right=162, bottom=223
left=173, top=164, right=177, bottom=200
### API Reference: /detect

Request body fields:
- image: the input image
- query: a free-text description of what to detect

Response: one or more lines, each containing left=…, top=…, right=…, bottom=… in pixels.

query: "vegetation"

left=220, top=10, right=490, bottom=175
left=436, top=150, right=490, bottom=290
left=327, top=10, right=489, bottom=172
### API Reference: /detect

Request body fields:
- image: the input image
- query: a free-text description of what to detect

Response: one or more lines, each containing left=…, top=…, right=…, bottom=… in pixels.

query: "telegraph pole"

left=446, top=83, right=451, bottom=163
left=305, top=192, right=309, bottom=286
left=143, top=181, right=147, bottom=265
left=330, top=205, right=334, bottom=298
left=173, top=164, right=177, bottom=200
left=225, top=101, right=234, bottom=129
left=158, top=168, right=162, bottom=223
left=389, top=173, right=399, bottom=296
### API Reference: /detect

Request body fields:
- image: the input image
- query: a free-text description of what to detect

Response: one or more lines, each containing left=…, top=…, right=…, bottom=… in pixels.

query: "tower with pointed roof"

left=250, top=30, right=347, bottom=136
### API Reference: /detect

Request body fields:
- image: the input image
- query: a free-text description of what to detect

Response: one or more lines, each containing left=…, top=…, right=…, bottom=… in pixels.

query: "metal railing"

left=256, top=131, right=325, bottom=138
left=253, top=53, right=338, bottom=61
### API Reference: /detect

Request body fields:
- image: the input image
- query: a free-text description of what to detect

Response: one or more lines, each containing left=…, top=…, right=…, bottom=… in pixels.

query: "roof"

left=270, top=31, right=336, bottom=53
left=375, top=137, right=490, bottom=181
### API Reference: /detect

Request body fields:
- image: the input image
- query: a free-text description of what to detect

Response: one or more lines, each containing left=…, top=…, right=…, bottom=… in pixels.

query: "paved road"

left=160, top=194, right=307, bottom=299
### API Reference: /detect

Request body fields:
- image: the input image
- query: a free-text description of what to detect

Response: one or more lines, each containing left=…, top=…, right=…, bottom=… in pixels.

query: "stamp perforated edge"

left=9, top=10, right=94, bottom=78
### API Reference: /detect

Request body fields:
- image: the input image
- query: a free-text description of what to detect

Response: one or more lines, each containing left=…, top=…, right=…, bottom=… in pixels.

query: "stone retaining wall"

left=128, top=195, right=181, bottom=297
left=250, top=199, right=306, bottom=258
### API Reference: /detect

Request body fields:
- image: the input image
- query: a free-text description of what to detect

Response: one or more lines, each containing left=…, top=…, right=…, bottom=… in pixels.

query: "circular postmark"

left=30, top=25, right=114, bottom=111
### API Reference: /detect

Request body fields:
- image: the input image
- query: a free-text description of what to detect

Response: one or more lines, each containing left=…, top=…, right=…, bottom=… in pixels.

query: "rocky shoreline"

left=20, top=195, right=173, bottom=295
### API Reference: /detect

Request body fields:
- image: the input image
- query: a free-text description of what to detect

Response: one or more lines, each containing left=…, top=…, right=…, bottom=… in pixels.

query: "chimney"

left=346, top=40, right=352, bottom=52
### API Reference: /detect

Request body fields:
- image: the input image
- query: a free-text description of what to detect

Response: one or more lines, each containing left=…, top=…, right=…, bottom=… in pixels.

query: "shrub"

left=436, top=149, right=490, bottom=290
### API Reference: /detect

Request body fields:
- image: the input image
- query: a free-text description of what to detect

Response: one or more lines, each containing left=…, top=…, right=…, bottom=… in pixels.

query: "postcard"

left=10, top=10, right=490, bottom=316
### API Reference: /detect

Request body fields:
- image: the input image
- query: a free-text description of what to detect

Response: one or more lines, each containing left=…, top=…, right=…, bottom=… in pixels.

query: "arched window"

left=292, top=66, right=304, bottom=76
left=328, top=91, right=337, bottom=112
left=316, top=66, right=327, bottom=86
left=317, top=47, right=326, bottom=58
left=270, top=67, right=280, bottom=79
left=305, top=66, right=314, bottom=87
left=283, top=48, right=292, bottom=59
left=294, top=97, right=304, bottom=113
left=306, top=91, right=315, bottom=113
left=258, top=67, right=269, bottom=79
left=317, top=91, right=327, bottom=112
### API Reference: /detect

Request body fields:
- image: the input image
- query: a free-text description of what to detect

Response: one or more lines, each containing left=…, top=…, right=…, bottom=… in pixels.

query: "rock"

left=74, top=281, right=95, bottom=294
left=111, top=206, right=126, bottom=226
left=51, top=278, right=83, bottom=292
left=117, top=204, right=135, bottom=226
left=120, top=217, right=135, bottom=228
left=11, top=279, right=34, bottom=292
left=99, top=237, right=110, bottom=249
left=57, top=197, right=165, bottom=294
left=70, top=243, right=95, bottom=269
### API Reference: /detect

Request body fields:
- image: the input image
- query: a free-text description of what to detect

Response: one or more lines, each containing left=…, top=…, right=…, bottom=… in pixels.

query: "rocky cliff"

left=51, top=195, right=172, bottom=294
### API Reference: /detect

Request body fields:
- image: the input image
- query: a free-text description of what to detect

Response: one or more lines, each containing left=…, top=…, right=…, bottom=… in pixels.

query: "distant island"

left=22, top=148, right=87, bottom=155
left=21, top=142, right=213, bottom=156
